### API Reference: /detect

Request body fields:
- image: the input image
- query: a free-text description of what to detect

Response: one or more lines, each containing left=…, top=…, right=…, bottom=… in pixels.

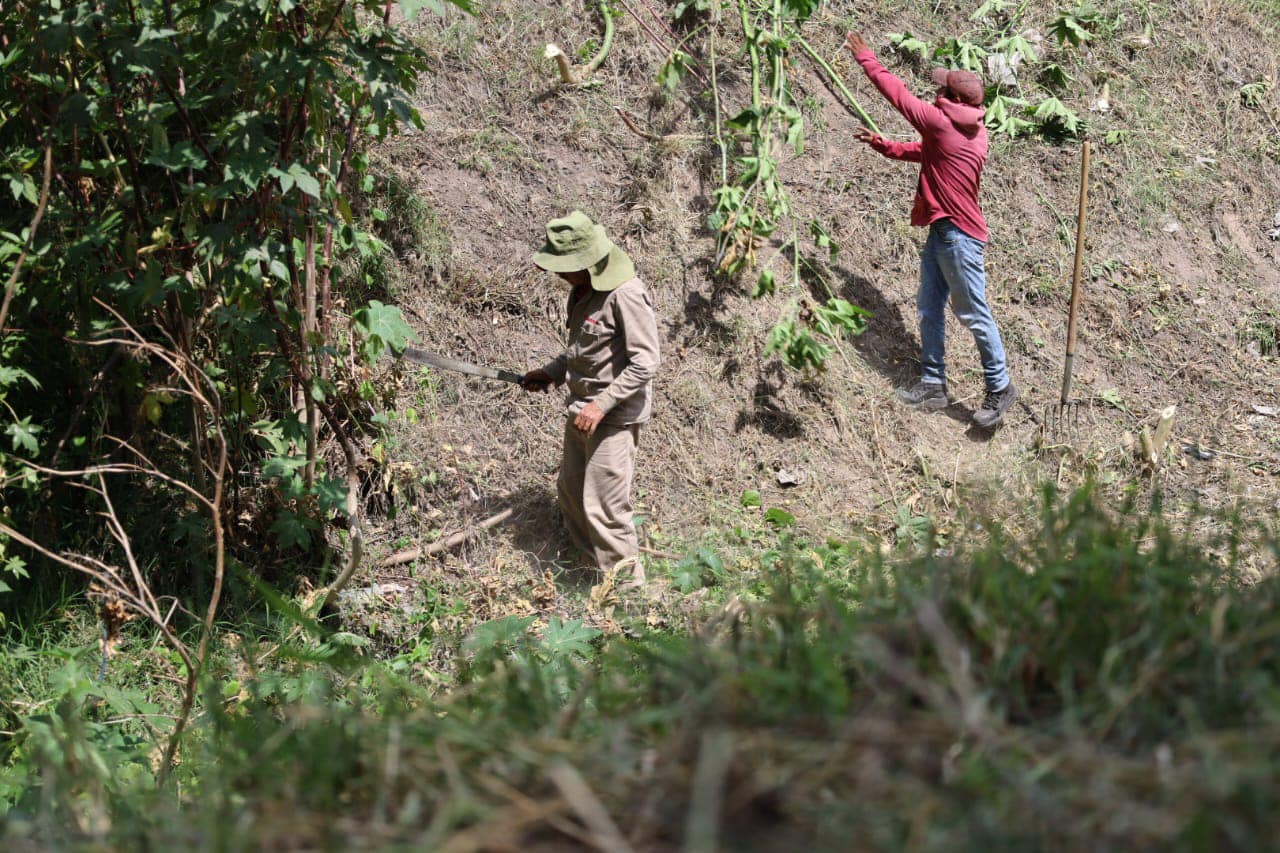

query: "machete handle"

left=497, top=369, right=529, bottom=385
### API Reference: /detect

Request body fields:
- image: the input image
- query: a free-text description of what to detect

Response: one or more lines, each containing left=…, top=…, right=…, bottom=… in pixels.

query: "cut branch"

left=380, top=507, right=515, bottom=567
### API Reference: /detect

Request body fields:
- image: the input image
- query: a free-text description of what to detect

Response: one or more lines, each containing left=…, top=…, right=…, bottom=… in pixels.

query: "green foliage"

left=656, top=49, right=692, bottom=91
left=1039, top=61, right=1075, bottom=87
left=810, top=297, right=870, bottom=339
left=709, top=1, right=870, bottom=370
left=970, top=0, right=1012, bottom=21
left=670, top=547, right=726, bottom=592
left=0, top=0, right=440, bottom=600
left=672, top=0, right=716, bottom=23
left=752, top=268, right=776, bottom=297
left=986, top=94, right=1035, bottom=137
left=1240, top=79, right=1273, bottom=109
left=884, top=2, right=1107, bottom=141
left=1031, top=95, right=1084, bottom=138
left=893, top=503, right=934, bottom=548
left=764, top=318, right=829, bottom=371
left=353, top=300, right=415, bottom=361
left=763, top=506, right=796, bottom=527
left=540, top=618, right=601, bottom=658
left=992, top=31, right=1041, bottom=64
left=887, top=31, right=933, bottom=62
left=808, top=219, right=839, bottom=261
left=399, top=0, right=474, bottom=18
left=1049, top=5, right=1101, bottom=45
left=6, top=489, right=1280, bottom=848
left=934, top=37, right=989, bottom=72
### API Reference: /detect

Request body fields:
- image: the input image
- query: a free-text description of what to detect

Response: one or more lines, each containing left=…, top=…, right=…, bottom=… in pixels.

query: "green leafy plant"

left=1031, top=95, right=1084, bottom=138
left=673, top=0, right=716, bottom=22
left=353, top=300, right=415, bottom=362
left=764, top=506, right=797, bottom=527
left=1240, top=80, right=1273, bottom=109
left=764, top=319, right=830, bottom=372
left=671, top=547, right=727, bottom=592
left=970, top=0, right=1012, bottom=21
left=1039, top=62, right=1075, bottom=87
left=540, top=618, right=602, bottom=658
left=1049, top=6, right=1100, bottom=45
left=987, top=94, right=1035, bottom=136
left=893, top=504, right=933, bottom=548
left=934, top=37, right=989, bottom=72
left=992, top=32, right=1042, bottom=64
left=887, top=31, right=933, bottom=62
left=0, top=0, right=450, bottom=613
left=657, top=50, right=693, bottom=91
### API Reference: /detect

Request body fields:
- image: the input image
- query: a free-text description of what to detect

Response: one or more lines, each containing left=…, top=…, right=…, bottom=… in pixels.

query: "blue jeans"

left=918, top=219, right=1010, bottom=393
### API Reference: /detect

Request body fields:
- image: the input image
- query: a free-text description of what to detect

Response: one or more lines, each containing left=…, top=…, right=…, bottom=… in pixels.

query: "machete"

left=395, top=346, right=528, bottom=385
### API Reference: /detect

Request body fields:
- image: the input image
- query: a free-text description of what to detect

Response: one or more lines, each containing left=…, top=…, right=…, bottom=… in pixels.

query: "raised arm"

left=845, top=32, right=943, bottom=135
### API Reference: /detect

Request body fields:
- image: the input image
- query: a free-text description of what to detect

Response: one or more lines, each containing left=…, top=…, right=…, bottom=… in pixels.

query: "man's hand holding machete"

left=520, top=368, right=553, bottom=394
left=524, top=362, right=607, bottom=437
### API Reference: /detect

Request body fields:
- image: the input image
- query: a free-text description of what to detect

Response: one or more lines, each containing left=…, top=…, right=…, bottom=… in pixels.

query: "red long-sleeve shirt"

left=854, top=49, right=990, bottom=243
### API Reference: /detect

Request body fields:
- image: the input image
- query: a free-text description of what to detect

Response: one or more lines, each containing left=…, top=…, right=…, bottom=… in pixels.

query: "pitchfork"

left=1046, top=140, right=1092, bottom=437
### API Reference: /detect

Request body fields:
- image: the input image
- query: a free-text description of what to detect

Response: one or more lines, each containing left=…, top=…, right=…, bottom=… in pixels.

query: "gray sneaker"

left=896, top=381, right=949, bottom=411
left=973, top=383, right=1018, bottom=428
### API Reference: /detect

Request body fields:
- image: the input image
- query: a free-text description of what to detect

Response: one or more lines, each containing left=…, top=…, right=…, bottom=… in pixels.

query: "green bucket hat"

left=532, top=210, right=636, bottom=292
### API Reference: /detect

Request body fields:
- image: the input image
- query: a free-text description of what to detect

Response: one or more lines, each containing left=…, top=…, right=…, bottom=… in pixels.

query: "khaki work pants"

left=557, top=419, right=640, bottom=571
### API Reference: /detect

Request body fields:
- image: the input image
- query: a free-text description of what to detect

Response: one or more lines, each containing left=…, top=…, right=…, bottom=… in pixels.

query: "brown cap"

left=931, top=67, right=985, bottom=107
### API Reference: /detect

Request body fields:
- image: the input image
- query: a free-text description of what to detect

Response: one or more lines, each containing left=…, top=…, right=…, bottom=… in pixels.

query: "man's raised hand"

left=845, top=32, right=870, bottom=55
left=854, top=127, right=878, bottom=145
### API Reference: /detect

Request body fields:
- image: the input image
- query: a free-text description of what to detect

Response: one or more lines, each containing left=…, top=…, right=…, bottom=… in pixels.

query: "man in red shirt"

left=846, top=32, right=1017, bottom=429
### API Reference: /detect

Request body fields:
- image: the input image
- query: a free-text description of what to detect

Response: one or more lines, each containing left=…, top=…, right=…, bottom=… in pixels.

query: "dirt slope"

left=349, top=0, right=1280, bottom=639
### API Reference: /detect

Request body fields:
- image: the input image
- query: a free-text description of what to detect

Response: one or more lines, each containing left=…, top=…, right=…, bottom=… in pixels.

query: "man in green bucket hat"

left=522, top=211, right=660, bottom=584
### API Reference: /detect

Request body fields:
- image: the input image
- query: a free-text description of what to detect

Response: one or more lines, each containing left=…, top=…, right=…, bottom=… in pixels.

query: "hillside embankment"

left=355, top=0, right=1280, bottom=637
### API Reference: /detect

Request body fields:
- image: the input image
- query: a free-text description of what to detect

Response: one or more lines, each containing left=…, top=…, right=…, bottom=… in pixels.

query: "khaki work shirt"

left=541, top=277, right=660, bottom=427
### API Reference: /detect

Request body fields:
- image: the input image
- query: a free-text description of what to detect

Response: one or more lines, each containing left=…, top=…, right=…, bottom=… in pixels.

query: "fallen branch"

left=639, top=545, right=683, bottom=561
left=380, top=507, right=515, bottom=567
left=614, top=107, right=699, bottom=142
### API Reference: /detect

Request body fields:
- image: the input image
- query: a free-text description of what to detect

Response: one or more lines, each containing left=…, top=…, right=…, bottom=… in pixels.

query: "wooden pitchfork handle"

left=1060, top=140, right=1092, bottom=405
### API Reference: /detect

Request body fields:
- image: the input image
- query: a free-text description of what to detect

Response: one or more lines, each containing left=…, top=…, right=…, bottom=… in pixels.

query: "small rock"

left=775, top=468, right=807, bottom=487
left=1251, top=404, right=1280, bottom=417
left=1161, top=220, right=1182, bottom=234
left=1089, top=81, right=1111, bottom=113
left=339, top=583, right=407, bottom=608
left=987, top=52, right=1019, bottom=87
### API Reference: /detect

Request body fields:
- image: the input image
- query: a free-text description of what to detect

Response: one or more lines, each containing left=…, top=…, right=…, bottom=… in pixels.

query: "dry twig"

left=380, top=507, right=515, bottom=567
